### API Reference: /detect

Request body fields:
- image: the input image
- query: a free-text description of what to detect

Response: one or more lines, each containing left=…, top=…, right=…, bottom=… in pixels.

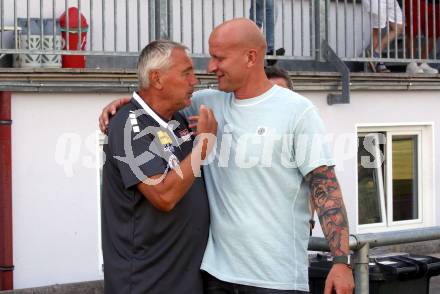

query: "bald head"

left=210, top=18, right=266, bottom=58
left=207, top=18, right=272, bottom=96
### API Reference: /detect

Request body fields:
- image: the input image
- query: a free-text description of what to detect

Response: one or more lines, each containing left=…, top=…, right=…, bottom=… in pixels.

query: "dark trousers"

left=203, top=272, right=309, bottom=294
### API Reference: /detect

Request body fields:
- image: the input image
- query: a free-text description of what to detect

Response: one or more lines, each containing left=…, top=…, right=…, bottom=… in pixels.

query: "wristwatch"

left=333, top=255, right=352, bottom=268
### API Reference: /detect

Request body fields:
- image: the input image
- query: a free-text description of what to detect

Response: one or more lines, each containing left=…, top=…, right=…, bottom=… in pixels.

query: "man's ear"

left=246, top=49, right=257, bottom=68
left=149, top=70, right=163, bottom=90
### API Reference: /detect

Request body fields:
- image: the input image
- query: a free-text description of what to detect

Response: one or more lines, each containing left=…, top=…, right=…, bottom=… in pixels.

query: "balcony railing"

left=0, top=0, right=438, bottom=68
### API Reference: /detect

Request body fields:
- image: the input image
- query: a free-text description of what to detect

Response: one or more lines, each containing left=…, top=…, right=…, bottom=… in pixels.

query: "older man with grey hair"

left=101, top=40, right=217, bottom=294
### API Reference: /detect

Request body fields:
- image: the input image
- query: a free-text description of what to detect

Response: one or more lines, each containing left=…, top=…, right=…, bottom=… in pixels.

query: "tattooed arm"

left=305, top=165, right=349, bottom=256
left=305, top=165, right=354, bottom=294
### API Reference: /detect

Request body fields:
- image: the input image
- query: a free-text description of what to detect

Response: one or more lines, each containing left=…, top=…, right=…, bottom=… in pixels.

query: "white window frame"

left=386, top=130, right=422, bottom=227
left=356, top=123, right=434, bottom=234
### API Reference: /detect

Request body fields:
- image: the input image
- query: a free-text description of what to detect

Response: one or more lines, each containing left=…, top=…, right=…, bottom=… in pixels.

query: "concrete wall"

left=10, top=90, right=440, bottom=289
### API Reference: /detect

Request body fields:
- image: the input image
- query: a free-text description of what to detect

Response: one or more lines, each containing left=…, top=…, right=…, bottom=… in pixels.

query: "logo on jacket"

left=157, top=130, right=173, bottom=145
left=178, top=128, right=192, bottom=142
left=256, top=126, right=267, bottom=136
left=129, top=111, right=140, bottom=133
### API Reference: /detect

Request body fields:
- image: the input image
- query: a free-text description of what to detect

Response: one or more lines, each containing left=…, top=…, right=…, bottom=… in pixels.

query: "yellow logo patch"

left=157, top=131, right=172, bottom=145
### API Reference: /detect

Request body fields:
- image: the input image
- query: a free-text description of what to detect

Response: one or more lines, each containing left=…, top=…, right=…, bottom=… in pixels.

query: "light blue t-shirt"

left=182, top=85, right=334, bottom=291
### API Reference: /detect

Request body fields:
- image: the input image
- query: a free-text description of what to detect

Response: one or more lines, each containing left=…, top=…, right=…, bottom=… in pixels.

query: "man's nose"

left=189, top=74, right=199, bottom=86
left=207, top=59, right=217, bottom=73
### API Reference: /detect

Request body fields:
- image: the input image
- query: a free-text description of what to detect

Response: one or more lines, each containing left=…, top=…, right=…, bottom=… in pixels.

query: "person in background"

left=404, top=0, right=440, bottom=74
left=362, top=0, right=403, bottom=72
left=265, top=65, right=293, bottom=90
left=250, top=0, right=285, bottom=66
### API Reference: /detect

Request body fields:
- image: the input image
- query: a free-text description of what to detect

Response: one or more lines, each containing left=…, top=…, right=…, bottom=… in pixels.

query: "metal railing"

left=309, top=226, right=440, bottom=294
left=0, top=0, right=439, bottom=66
left=0, top=0, right=315, bottom=61
left=0, top=0, right=314, bottom=59
left=322, top=0, right=440, bottom=64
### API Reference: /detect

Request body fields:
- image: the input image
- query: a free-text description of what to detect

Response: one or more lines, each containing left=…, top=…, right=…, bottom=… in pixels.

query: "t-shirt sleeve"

left=293, top=106, right=335, bottom=177
left=107, top=114, right=168, bottom=189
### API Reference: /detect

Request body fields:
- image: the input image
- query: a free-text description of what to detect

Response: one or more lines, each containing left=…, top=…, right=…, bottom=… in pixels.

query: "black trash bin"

left=309, top=253, right=440, bottom=294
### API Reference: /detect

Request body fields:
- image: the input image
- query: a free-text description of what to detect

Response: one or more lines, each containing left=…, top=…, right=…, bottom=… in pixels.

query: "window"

left=357, top=124, right=433, bottom=232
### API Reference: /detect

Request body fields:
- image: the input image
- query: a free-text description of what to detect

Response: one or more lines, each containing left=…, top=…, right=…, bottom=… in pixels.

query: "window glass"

left=392, top=135, right=418, bottom=221
left=358, top=136, right=383, bottom=225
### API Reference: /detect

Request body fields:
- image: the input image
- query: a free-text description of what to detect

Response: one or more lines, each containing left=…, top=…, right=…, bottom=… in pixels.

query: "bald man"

left=99, top=19, right=354, bottom=294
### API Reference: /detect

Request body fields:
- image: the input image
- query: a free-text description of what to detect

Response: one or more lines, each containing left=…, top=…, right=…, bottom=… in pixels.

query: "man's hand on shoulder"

left=324, top=264, right=354, bottom=294
left=99, top=97, right=131, bottom=134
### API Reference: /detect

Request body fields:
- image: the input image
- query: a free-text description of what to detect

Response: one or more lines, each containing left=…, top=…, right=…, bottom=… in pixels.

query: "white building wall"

left=11, top=93, right=118, bottom=288
left=10, top=90, right=440, bottom=289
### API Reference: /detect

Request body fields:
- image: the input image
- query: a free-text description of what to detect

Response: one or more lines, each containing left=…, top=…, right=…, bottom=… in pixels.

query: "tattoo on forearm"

left=305, top=166, right=349, bottom=256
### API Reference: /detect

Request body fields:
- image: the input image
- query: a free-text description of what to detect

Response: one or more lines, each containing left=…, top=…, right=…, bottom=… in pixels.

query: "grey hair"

left=137, top=40, right=189, bottom=90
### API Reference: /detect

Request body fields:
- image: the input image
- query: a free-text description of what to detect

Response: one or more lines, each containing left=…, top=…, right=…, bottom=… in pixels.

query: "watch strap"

left=333, top=255, right=351, bottom=265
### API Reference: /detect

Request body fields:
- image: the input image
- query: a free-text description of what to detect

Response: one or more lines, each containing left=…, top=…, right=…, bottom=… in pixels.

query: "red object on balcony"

left=59, top=7, right=88, bottom=68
